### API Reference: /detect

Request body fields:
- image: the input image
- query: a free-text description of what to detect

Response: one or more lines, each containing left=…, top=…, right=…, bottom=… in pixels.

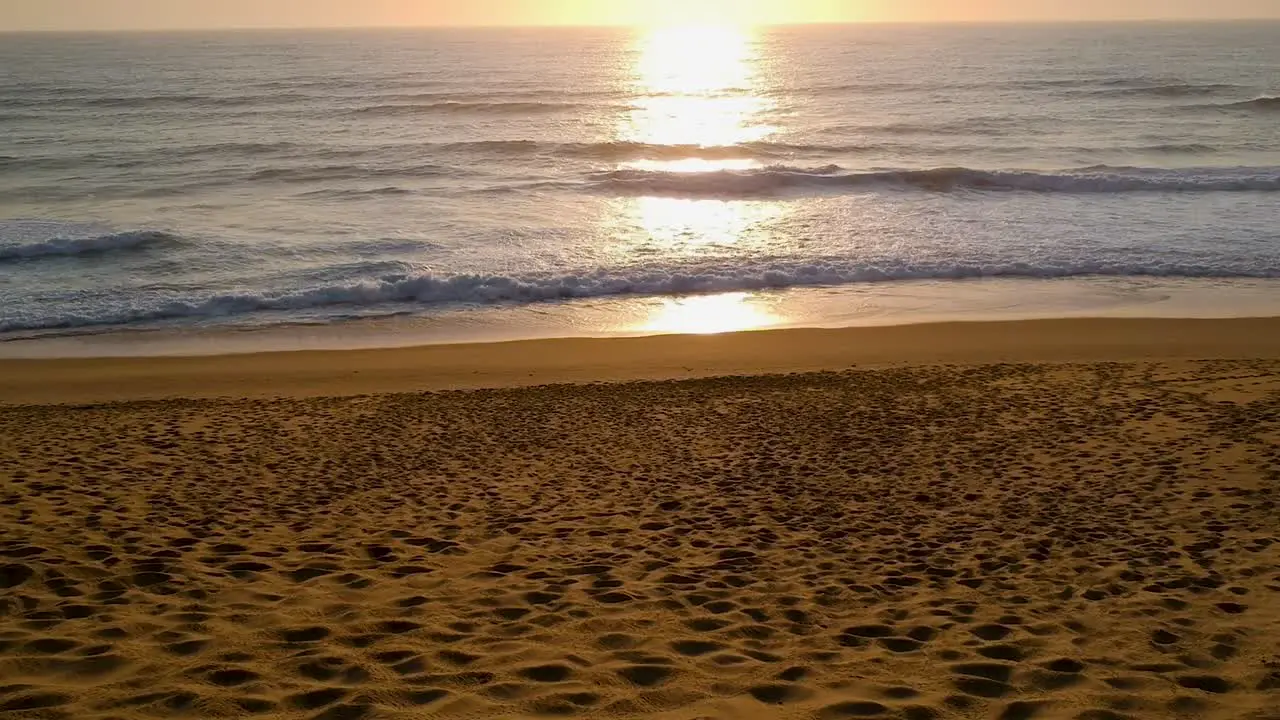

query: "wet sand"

left=3, top=317, right=1280, bottom=405
left=1, top=318, right=1278, bottom=719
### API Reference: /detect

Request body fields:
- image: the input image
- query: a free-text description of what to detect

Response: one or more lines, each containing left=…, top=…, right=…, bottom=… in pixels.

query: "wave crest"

left=445, top=140, right=791, bottom=161
left=5, top=259, right=1278, bottom=334
left=584, top=165, right=1280, bottom=197
left=247, top=164, right=450, bottom=183
left=0, top=230, right=176, bottom=262
left=1186, top=95, right=1280, bottom=112
left=1085, top=82, right=1241, bottom=98
left=1223, top=95, right=1280, bottom=110
left=348, top=100, right=605, bottom=116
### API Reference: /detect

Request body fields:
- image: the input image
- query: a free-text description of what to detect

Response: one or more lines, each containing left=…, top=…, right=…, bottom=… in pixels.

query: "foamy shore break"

left=1, top=317, right=1278, bottom=720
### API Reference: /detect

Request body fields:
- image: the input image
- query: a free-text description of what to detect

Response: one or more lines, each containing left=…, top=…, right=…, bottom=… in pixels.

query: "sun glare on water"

left=622, top=24, right=772, bottom=150
left=635, top=24, right=754, bottom=96
left=613, top=23, right=789, bottom=335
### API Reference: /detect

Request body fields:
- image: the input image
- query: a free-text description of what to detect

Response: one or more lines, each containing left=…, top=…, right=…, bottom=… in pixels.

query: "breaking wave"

left=1185, top=96, right=1280, bottom=111
left=0, top=230, right=176, bottom=262
left=1220, top=96, right=1280, bottom=110
left=4, top=259, right=1277, bottom=333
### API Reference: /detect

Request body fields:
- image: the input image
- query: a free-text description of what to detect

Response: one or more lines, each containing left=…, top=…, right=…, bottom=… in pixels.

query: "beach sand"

left=1, top=318, right=1278, bottom=719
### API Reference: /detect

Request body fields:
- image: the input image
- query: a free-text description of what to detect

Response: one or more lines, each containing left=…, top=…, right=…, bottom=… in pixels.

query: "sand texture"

left=1, top=359, right=1278, bottom=719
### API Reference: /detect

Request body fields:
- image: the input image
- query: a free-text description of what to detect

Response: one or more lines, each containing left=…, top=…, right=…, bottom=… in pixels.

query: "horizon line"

left=3, top=17, right=1279, bottom=34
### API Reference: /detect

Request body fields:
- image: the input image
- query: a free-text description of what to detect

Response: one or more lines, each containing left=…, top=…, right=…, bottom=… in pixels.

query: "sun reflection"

left=621, top=24, right=774, bottom=151
left=626, top=158, right=758, bottom=174
left=614, top=23, right=787, bottom=249
left=608, top=24, right=791, bottom=312
left=636, top=25, right=752, bottom=95
left=629, top=195, right=783, bottom=249
left=643, top=292, right=782, bottom=335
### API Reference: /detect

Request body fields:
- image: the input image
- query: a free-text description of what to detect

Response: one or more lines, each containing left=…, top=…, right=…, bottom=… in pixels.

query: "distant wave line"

left=346, top=100, right=622, bottom=116
left=0, top=139, right=1241, bottom=176
left=1217, top=96, right=1280, bottom=110
left=578, top=165, right=1280, bottom=197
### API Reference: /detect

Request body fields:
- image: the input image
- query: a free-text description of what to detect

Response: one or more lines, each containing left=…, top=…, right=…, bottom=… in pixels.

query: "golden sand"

left=1, top=318, right=1278, bottom=719
left=3, top=317, right=1280, bottom=405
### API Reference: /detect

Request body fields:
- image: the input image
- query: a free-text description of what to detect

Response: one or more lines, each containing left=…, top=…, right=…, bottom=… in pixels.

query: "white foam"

left=5, top=258, right=1277, bottom=334
left=0, top=226, right=174, bottom=261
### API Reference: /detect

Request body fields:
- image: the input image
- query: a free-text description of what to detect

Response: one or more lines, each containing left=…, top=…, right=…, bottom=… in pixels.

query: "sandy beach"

left=1, top=317, right=1278, bottom=720
left=4, top=317, right=1280, bottom=405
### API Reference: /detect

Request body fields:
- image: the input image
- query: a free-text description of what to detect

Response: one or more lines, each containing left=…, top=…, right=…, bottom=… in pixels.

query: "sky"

left=3, top=0, right=1280, bottom=31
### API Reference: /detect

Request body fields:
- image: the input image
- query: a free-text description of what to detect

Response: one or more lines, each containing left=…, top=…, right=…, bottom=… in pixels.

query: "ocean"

left=2, top=22, right=1279, bottom=354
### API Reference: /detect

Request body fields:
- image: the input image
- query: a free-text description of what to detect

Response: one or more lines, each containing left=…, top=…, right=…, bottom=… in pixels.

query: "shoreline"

left=4, top=315, right=1280, bottom=405
left=5, top=276, right=1280, bottom=360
